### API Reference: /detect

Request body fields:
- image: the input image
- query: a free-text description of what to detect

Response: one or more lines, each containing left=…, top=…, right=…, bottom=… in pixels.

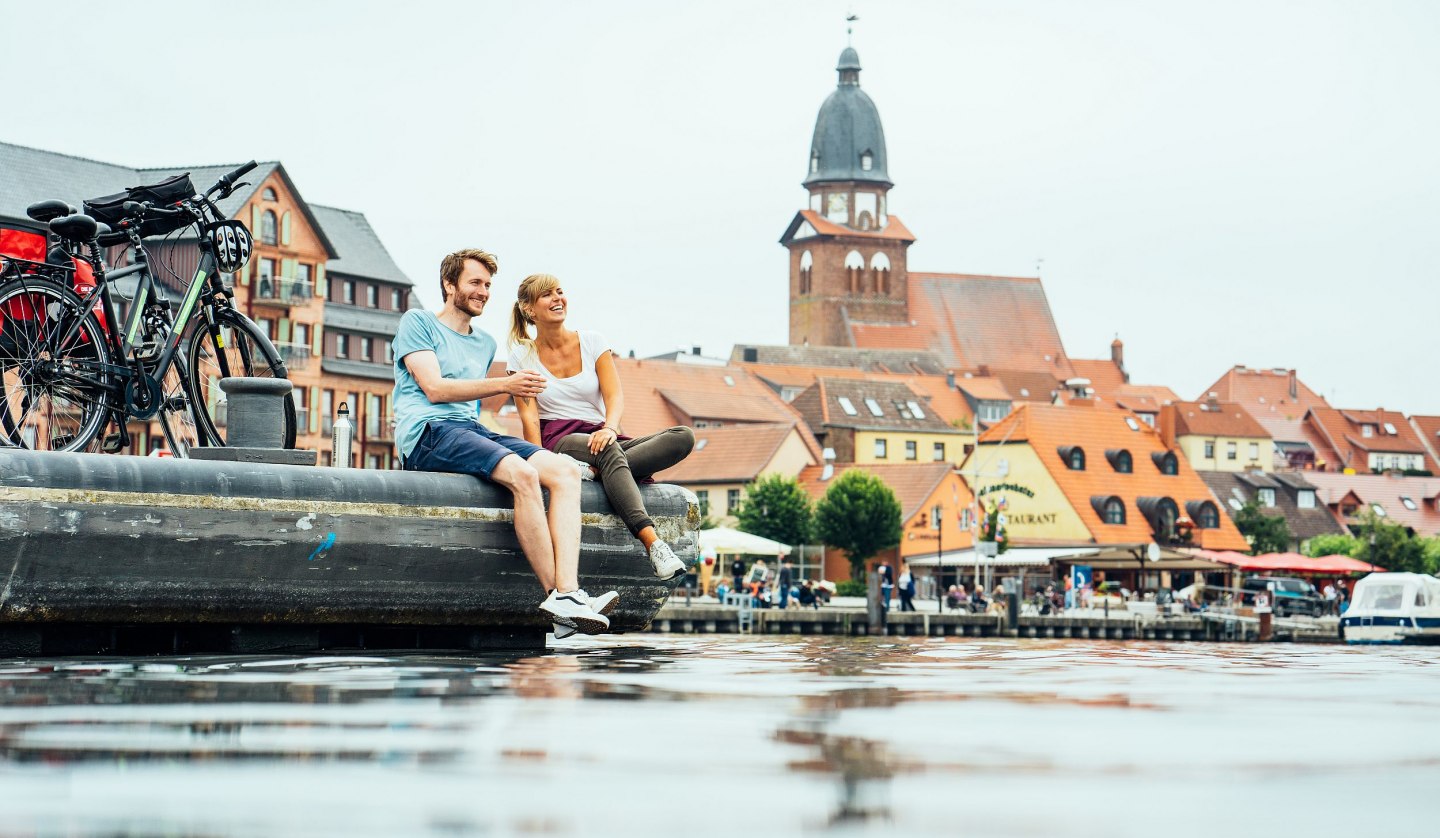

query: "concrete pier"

left=0, top=449, right=698, bottom=655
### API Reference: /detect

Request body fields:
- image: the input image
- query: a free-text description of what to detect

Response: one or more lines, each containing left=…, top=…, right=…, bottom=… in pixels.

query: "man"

left=393, top=249, right=616, bottom=637
left=778, top=559, right=793, bottom=609
left=730, top=557, right=746, bottom=595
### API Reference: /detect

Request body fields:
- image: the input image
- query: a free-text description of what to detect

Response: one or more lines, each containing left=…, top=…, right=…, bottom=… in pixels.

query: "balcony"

left=364, top=413, right=395, bottom=443
left=252, top=275, right=315, bottom=307
left=274, top=341, right=313, bottom=372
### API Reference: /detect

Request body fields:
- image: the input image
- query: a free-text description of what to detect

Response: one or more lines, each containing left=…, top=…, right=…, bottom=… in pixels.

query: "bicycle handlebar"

left=121, top=200, right=187, bottom=220
left=206, top=160, right=258, bottom=200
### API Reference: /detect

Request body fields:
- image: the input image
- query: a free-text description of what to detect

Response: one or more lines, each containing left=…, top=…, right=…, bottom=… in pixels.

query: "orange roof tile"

left=1160, top=400, right=1271, bottom=442
left=654, top=423, right=802, bottom=484
left=797, top=461, right=955, bottom=520
left=1199, top=366, right=1329, bottom=443
left=657, top=390, right=793, bottom=424
left=1305, top=472, right=1440, bottom=536
left=1411, top=415, right=1440, bottom=468
left=782, top=210, right=917, bottom=243
left=955, top=376, right=1012, bottom=401
left=741, top=362, right=973, bottom=427
left=1303, top=407, right=1438, bottom=474
left=976, top=403, right=1250, bottom=550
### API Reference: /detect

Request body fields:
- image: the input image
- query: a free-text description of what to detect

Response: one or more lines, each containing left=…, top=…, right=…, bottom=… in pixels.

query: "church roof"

left=780, top=209, right=915, bottom=244
left=804, top=47, right=891, bottom=188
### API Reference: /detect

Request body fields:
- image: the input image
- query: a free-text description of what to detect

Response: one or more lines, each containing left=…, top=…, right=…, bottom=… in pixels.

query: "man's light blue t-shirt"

left=391, top=310, right=497, bottom=458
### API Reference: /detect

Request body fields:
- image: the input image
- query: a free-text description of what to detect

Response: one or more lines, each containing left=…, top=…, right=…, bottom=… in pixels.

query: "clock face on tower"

left=825, top=192, right=849, bottom=223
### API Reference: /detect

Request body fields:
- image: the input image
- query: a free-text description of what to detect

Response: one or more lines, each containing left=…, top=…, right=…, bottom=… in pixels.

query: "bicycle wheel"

left=185, top=308, right=296, bottom=447
left=154, top=348, right=204, bottom=457
left=0, top=278, right=113, bottom=452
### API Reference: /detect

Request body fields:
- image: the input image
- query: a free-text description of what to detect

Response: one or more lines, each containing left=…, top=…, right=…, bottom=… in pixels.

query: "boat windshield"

left=1357, top=584, right=1406, bottom=611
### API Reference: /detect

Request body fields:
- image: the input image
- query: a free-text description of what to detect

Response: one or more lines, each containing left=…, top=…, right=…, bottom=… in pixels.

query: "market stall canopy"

left=908, top=546, right=1081, bottom=568
left=699, top=527, right=791, bottom=556
left=1193, top=549, right=1384, bottom=574
left=1053, top=544, right=1228, bottom=572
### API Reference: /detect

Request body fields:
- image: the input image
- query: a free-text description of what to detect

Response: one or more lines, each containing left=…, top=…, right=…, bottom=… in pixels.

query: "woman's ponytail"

left=509, top=301, right=534, bottom=349
left=508, top=273, right=562, bottom=349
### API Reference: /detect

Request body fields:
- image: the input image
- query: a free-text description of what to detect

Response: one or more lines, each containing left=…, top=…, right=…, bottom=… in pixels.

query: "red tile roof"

left=654, top=423, right=804, bottom=484
left=955, top=376, right=1012, bottom=401
left=1159, top=400, right=1271, bottom=443
left=1303, top=407, right=1438, bottom=474
left=1199, top=366, right=1329, bottom=443
left=976, top=403, right=1250, bottom=550
left=846, top=272, right=1074, bottom=376
left=740, top=362, right=973, bottom=427
left=1304, top=471, right=1440, bottom=537
left=782, top=210, right=917, bottom=243
left=1411, top=415, right=1440, bottom=469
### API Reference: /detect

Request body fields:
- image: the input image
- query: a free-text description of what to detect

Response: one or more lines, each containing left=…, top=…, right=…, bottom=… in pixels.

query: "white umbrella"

left=699, top=527, right=791, bottom=556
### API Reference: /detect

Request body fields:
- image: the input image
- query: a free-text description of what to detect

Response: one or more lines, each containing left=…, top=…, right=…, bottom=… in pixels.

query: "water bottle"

left=332, top=401, right=354, bottom=468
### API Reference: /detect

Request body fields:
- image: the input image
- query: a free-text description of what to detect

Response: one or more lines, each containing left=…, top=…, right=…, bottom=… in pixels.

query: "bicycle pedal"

left=101, top=433, right=125, bottom=453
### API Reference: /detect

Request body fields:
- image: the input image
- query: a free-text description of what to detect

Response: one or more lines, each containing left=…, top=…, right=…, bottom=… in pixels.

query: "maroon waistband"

left=539, top=418, right=631, bottom=451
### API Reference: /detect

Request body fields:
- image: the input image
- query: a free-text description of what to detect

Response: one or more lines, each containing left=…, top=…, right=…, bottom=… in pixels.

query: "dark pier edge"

left=0, top=449, right=699, bottom=656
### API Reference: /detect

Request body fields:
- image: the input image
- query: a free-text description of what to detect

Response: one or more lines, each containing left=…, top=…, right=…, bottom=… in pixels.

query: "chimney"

left=742, top=347, right=758, bottom=363
left=1288, top=370, right=1297, bottom=400
left=1110, top=336, right=1127, bottom=382
left=977, top=364, right=991, bottom=377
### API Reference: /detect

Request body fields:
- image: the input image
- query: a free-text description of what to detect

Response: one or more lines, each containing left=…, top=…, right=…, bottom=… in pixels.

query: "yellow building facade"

left=853, top=430, right=968, bottom=467
left=1175, top=435, right=1274, bottom=473
left=966, top=443, right=1093, bottom=543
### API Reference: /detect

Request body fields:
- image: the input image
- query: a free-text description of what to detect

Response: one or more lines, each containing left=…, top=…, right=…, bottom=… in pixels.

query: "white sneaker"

left=540, top=589, right=609, bottom=635
left=551, top=591, right=618, bottom=640
left=649, top=541, right=686, bottom=580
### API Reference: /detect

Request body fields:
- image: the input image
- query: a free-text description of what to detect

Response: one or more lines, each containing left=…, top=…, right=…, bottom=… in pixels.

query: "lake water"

left=0, top=636, right=1436, bottom=837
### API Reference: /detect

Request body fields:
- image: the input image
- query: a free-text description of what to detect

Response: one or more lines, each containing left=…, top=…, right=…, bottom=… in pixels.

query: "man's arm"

left=404, top=350, right=546, bottom=404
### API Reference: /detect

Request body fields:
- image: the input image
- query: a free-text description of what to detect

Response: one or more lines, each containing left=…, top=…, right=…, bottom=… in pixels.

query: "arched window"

left=1186, top=500, right=1221, bottom=529
left=1105, top=498, right=1126, bottom=525
left=871, top=252, right=890, bottom=294
left=1152, top=451, right=1179, bottom=475
left=1059, top=446, right=1086, bottom=471
left=1106, top=449, right=1133, bottom=473
left=857, top=211, right=874, bottom=231
left=799, top=251, right=813, bottom=295
left=1139, top=497, right=1180, bottom=541
left=262, top=187, right=277, bottom=202
left=260, top=210, right=278, bottom=245
left=845, top=250, right=864, bottom=293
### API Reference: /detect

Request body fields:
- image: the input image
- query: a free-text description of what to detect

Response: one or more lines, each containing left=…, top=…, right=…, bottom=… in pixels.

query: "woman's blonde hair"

left=508, top=273, right=562, bottom=348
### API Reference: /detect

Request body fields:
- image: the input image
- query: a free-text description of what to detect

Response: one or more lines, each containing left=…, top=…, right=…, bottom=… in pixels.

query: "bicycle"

left=0, top=161, right=296, bottom=455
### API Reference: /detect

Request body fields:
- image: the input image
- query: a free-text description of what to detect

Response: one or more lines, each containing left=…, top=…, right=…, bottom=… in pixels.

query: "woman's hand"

left=589, top=427, right=618, bottom=454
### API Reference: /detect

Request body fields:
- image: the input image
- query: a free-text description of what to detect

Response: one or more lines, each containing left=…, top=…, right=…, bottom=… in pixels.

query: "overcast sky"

left=8, top=1, right=1439, bottom=412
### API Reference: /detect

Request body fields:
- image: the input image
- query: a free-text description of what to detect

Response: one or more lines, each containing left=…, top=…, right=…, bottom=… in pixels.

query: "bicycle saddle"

left=49, top=214, right=99, bottom=242
left=26, top=200, right=76, bottom=223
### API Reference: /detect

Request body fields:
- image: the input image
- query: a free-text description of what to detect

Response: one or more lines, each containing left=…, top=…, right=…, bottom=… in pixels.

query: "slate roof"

left=1304, top=472, right=1440, bottom=537
left=1198, top=471, right=1346, bottom=543
left=804, top=47, right=891, bottom=188
left=738, top=362, right=973, bottom=427
left=793, top=378, right=962, bottom=434
left=310, top=204, right=411, bottom=284
left=1198, top=366, right=1329, bottom=443
left=653, top=423, right=801, bottom=484
left=977, top=403, right=1250, bottom=550
left=845, top=272, right=1074, bottom=376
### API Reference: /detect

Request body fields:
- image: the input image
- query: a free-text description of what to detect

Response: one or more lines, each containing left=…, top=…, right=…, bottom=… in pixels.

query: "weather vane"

left=847, top=12, right=858, bottom=45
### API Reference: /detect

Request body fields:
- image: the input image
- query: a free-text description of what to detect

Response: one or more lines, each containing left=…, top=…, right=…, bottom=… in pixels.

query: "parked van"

left=1340, top=573, right=1440, bottom=644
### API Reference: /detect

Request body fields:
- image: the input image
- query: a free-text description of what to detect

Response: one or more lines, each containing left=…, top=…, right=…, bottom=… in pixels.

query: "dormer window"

left=1152, top=451, right=1179, bottom=475
left=810, top=152, right=820, bottom=174
left=1059, top=446, right=1086, bottom=471
left=860, top=150, right=873, bottom=171
left=1105, top=449, right=1133, bottom=473
left=1090, top=496, right=1126, bottom=525
left=1362, top=424, right=1375, bottom=438
left=1195, top=501, right=1220, bottom=529
left=1257, top=488, right=1275, bottom=507
left=1298, top=489, right=1316, bottom=509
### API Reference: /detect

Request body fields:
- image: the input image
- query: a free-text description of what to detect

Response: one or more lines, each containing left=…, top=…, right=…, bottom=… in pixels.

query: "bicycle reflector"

left=206, top=220, right=253, bottom=273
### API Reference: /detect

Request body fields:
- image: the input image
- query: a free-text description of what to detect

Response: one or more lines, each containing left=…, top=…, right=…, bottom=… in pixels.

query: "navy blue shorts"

left=402, top=419, right=543, bottom=479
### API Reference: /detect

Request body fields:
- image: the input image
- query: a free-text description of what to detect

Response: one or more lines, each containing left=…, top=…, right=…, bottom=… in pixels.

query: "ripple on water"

left=0, top=636, right=1436, bottom=836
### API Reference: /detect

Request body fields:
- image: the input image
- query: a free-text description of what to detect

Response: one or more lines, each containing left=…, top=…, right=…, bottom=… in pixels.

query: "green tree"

left=977, top=499, right=1009, bottom=554
left=1352, top=510, right=1428, bottom=574
left=1303, top=533, right=1362, bottom=558
left=813, top=469, right=902, bottom=581
left=1233, top=500, right=1292, bottom=555
left=1420, top=537, right=1440, bottom=576
left=736, top=474, right=813, bottom=546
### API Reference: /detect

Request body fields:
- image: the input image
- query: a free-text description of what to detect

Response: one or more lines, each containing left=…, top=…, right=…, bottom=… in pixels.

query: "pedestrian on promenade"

left=731, top=557, right=746, bottom=595
left=897, top=562, right=916, bottom=611
left=394, top=249, right=616, bottom=637
left=778, top=559, right=794, bottom=608
left=507, top=273, right=694, bottom=583
left=797, top=579, right=819, bottom=609
left=878, top=562, right=895, bottom=615
left=1323, top=582, right=1338, bottom=616
left=1064, top=575, right=1075, bottom=611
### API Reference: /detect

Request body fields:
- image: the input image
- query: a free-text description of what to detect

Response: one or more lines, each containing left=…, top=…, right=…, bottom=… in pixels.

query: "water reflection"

left=0, top=638, right=1436, bottom=835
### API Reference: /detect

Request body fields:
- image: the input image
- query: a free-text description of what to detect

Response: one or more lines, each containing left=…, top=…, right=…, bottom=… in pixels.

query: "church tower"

left=781, top=46, right=915, bottom=347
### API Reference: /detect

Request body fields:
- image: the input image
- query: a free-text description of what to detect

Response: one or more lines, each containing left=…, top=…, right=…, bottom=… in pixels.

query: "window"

left=1204, top=440, right=1215, bottom=459
left=1154, top=451, right=1179, bottom=475
left=360, top=337, right=372, bottom=361
left=933, top=442, right=946, bottom=461
left=1297, top=489, right=1316, bottom=509
left=696, top=490, right=710, bottom=517
left=1384, top=422, right=1398, bottom=435
left=1124, top=416, right=1140, bottom=431
left=293, top=322, right=310, bottom=347
left=1060, top=446, right=1085, bottom=471
left=979, top=402, right=1009, bottom=423
left=1248, top=442, right=1259, bottom=461
left=367, top=454, right=383, bottom=470
left=294, top=264, right=312, bottom=299
left=905, top=441, right=917, bottom=461
left=262, top=187, right=277, bottom=202
left=864, top=398, right=884, bottom=417
left=1362, top=424, right=1374, bottom=438
left=727, top=489, right=741, bottom=514
left=1226, top=441, right=1237, bottom=460
left=1371, top=503, right=1387, bottom=517
left=874, top=438, right=888, bottom=459
left=336, top=334, right=349, bottom=358
left=1197, top=502, right=1220, bottom=529
left=367, top=285, right=379, bottom=308
left=1104, top=498, right=1125, bottom=525
left=1107, top=449, right=1132, bottom=473
left=259, top=258, right=276, bottom=293
left=343, top=281, right=355, bottom=304
left=1228, top=498, right=1244, bottom=511
left=391, top=288, right=402, bottom=309
left=321, top=389, right=334, bottom=436
left=1257, top=488, right=1276, bottom=507
left=860, top=150, right=873, bottom=171
left=382, top=341, right=393, bottom=363
left=260, top=211, right=278, bottom=245
left=254, top=317, right=275, bottom=339
left=906, top=401, right=925, bottom=419
left=1401, top=496, right=1418, bottom=511
left=837, top=396, right=858, bottom=416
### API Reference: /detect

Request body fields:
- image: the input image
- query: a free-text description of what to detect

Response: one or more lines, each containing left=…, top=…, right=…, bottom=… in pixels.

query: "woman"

left=506, top=274, right=695, bottom=582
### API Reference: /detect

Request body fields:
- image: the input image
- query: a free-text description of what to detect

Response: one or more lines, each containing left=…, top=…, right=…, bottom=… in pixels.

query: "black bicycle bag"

left=84, top=174, right=196, bottom=239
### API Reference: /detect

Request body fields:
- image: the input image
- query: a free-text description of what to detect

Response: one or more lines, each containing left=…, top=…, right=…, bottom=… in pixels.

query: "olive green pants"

left=554, top=426, right=695, bottom=537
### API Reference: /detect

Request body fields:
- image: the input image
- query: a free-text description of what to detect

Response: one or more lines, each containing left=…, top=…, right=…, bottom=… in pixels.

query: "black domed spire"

left=804, top=47, right=890, bottom=188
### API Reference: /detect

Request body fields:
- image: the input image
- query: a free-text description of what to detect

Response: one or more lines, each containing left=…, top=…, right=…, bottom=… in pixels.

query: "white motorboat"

left=1340, top=572, right=1440, bottom=644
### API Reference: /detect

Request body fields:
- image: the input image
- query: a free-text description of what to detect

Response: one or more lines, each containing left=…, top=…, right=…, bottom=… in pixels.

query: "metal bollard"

left=220, top=377, right=292, bottom=449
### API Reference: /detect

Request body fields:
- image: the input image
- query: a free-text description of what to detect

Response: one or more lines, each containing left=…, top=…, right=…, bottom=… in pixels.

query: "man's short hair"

left=439, top=249, right=499, bottom=301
